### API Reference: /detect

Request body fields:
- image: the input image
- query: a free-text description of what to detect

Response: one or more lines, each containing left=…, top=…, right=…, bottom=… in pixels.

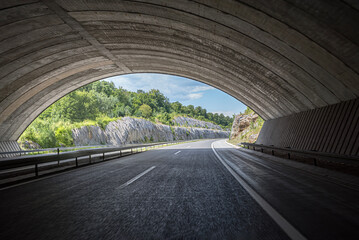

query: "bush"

left=54, top=125, right=73, bottom=147
left=96, top=115, right=117, bottom=130
left=19, top=119, right=56, bottom=148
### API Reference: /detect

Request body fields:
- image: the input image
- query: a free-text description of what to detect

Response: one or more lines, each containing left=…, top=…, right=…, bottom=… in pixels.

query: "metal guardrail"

left=0, top=141, right=180, bottom=177
left=0, top=144, right=120, bottom=157
left=241, top=142, right=359, bottom=167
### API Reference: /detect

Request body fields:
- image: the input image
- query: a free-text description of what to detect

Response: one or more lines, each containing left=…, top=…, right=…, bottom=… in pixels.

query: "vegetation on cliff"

left=19, top=81, right=234, bottom=148
left=228, top=107, right=264, bottom=145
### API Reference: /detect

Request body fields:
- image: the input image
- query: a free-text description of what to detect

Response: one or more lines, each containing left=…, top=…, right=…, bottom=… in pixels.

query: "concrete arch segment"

left=0, top=0, right=358, bottom=142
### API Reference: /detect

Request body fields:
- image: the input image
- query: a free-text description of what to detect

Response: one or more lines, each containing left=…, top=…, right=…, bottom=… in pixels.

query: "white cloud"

left=190, top=85, right=214, bottom=92
left=106, top=73, right=214, bottom=101
left=187, top=93, right=203, bottom=100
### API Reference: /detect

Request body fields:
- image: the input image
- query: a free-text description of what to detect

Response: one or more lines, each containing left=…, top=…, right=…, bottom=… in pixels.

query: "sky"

left=104, top=73, right=247, bottom=116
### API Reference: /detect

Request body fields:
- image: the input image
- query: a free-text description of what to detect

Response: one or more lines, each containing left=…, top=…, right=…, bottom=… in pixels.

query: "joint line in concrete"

left=41, top=0, right=131, bottom=73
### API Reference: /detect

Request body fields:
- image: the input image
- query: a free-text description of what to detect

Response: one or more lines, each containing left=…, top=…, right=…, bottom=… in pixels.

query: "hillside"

left=73, top=117, right=229, bottom=146
left=18, top=81, right=233, bottom=148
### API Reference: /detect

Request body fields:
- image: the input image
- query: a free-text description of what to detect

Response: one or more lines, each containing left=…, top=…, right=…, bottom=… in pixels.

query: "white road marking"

left=119, top=166, right=156, bottom=188
left=174, top=151, right=181, bottom=155
left=225, top=140, right=241, bottom=149
left=211, top=141, right=307, bottom=240
left=186, top=146, right=191, bottom=148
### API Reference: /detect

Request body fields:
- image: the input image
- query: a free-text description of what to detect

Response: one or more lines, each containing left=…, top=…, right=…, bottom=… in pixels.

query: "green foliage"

left=19, top=80, right=235, bottom=148
left=96, top=115, right=117, bottom=130
left=170, top=126, right=176, bottom=136
left=139, top=104, right=152, bottom=118
left=229, top=107, right=265, bottom=145
left=19, top=119, right=56, bottom=148
left=54, top=124, right=73, bottom=147
left=244, top=107, right=254, bottom=115
left=156, top=112, right=171, bottom=125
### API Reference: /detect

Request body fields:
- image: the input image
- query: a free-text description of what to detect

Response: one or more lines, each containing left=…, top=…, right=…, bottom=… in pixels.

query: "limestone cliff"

left=172, top=116, right=222, bottom=130
left=72, top=117, right=229, bottom=146
left=230, top=112, right=262, bottom=144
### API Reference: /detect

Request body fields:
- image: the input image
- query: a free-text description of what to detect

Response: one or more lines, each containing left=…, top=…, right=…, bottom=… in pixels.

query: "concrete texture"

left=0, top=0, right=358, bottom=142
left=257, top=98, right=359, bottom=156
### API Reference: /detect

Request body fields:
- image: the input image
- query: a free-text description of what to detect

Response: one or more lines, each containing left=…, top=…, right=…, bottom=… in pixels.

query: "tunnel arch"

left=0, top=0, right=358, bottom=143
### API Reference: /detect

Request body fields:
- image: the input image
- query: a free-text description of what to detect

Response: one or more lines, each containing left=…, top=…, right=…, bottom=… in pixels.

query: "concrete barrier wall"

left=0, top=141, right=21, bottom=158
left=256, top=98, right=359, bottom=156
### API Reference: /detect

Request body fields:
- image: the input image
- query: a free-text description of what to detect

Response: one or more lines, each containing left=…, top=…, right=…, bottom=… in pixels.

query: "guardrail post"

left=89, top=155, right=92, bottom=164
left=261, top=148, right=263, bottom=153
left=57, top=148, right=59, bottom=155
left=313, top=158, right=317, bottom=166
left=120, top=150, right=122, bottom=156
left=288, top=153, right=290, bottom=159
left=272, top=150, right=274, bottom=155
left=131, top=148, right=133, bottom=154
left=103, top=152, right=105, bottom=161
left=75, top=157, right=78, bottom=167
left=35, top=163, right=38, bottom=177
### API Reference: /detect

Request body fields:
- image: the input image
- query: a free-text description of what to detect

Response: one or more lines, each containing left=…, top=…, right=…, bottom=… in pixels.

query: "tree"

left=171, top=101, right=182, bottom=113
left=194, top=106, right=203, bottom=117
left=139, top=104, right=152, bottom=118
left=186, top=105, right=195, bottom=116
left=49, top=91, right=99, bottom=122
left=148, top=89, right=170, bottom=113
left=79, top=80, right=116, bottom=97
left=207, top=112, right=213, bottom=121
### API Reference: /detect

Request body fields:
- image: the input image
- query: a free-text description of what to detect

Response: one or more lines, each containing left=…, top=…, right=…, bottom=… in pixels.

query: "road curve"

left=0, top=139, right=289, bottom=240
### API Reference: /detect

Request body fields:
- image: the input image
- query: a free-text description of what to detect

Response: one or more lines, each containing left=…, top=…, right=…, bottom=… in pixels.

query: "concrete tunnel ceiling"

left=0, top=0, right=359, bottom=141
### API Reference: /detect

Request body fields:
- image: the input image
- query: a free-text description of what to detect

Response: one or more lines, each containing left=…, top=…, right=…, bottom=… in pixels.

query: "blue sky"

left=104, top=73, right=247, bottom=116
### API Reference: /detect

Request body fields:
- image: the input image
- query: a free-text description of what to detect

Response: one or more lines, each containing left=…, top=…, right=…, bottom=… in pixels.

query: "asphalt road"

left=0, top=139, right=289, bottom=240
left=213, top=140, right=359, bottom=240
left=0, top=139, right=358, bottom=240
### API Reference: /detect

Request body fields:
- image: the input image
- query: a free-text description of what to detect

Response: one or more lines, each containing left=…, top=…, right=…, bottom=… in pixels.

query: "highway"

left=0, top=139, right=358, bottom=239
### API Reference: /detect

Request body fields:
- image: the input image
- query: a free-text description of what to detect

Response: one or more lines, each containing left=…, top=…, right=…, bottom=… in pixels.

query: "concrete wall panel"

left=257, top=98, right=359, bottom=156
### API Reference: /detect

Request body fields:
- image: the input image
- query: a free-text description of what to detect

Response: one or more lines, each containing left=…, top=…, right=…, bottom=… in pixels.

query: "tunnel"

left=0, top=0, right=358, bottom=156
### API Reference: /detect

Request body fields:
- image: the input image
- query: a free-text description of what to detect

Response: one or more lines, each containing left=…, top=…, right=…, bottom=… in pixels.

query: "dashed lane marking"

left=118, top=166, right=156, bottom=188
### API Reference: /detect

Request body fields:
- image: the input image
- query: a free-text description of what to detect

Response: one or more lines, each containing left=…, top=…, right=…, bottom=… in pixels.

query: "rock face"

left=72, top=117, right=229, bottom=146
left=230, top=113, right=259, bottom=142
left=172, top=116, right=222, bottom=130
left=19, top=140, right=41, bottom=150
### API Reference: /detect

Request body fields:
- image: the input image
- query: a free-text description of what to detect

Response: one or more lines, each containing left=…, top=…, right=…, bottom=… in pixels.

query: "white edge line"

left=211, top=141, right=307, bottom=240
left=119, top=166, right=156, bottom=188
left=225, top=140, right=241, bottom=149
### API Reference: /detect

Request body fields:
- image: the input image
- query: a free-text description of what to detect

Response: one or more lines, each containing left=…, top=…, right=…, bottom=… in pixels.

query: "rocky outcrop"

left=172, top=116, right=222, bottom=130
left=19, top=140, right=41, bottom=150
left=230, top=113, right=259, bottom=143
left=72, top=117, right=229, bottom=146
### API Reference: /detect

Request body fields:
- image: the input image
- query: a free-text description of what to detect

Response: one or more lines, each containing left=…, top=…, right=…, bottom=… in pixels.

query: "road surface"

left=0, top=139, right=358, bottom=239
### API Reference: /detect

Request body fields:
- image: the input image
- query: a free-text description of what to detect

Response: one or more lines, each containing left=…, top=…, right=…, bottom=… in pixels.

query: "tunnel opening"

left=17, top=73, right=258, bottom=150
